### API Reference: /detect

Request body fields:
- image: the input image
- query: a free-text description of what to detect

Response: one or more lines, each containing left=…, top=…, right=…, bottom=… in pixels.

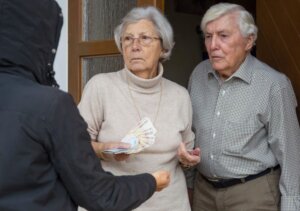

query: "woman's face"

left=122, top=19, right=163, bottom=79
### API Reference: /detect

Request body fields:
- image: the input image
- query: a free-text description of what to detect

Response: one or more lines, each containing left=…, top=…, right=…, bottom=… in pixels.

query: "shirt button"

left=212, top=133, right=216, bottom=139
left=222, top=90, right=226, bottom=96
left=216, top=111, right=220, bottom=116
left=210, top=154, right=214, bottom=159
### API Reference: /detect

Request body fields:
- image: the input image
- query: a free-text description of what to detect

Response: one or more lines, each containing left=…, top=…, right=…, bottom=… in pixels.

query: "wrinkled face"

left=122, top=19, right=163, bottom=79
left=204, top=13, right=254, bottom=79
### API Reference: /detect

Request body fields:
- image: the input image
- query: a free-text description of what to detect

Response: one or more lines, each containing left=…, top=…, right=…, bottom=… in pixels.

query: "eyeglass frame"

left=121, top=34, right=162, bottom=47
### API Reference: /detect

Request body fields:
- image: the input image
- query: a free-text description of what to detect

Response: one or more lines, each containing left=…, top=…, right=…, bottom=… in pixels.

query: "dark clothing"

left=0, top=0, right=156, bottom=211
left=0, top=0, right=62, bottom=87
left=0, top=70, right=155, bottom=211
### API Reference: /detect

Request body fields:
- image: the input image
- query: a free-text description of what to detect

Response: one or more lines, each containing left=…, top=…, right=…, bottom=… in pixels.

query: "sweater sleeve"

left=47, top=92, right=156, bottom=211
left=78, top=75, right=104, bottom=140
left=181, top=90, right=195, bottom=151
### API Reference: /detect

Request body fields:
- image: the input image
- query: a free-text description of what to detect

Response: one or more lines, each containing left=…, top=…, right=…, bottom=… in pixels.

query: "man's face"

left=204, top=13, right=254, bottom=79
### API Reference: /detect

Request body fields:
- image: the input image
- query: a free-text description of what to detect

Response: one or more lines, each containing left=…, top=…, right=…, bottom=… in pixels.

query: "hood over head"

left=0, top=0, right=63, bottom=87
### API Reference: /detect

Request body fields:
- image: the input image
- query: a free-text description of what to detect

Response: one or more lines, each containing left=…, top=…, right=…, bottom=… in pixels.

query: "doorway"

left=163, top=0, right=256, bottom=88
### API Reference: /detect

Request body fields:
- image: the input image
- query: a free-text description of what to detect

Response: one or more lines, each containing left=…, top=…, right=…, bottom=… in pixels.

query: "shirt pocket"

left=222, top=117, right=263, bottom=154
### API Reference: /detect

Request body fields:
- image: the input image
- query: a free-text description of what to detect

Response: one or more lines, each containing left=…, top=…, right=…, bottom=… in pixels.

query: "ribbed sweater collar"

left=121, top=63, right=163, bottom=94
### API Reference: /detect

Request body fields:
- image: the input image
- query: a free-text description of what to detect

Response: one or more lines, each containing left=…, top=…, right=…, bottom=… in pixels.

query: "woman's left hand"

left=177, top=142, right=201, bottom=168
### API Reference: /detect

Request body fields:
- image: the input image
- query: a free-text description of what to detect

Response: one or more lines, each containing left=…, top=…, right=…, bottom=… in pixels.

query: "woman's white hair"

left=114, top=6, right=174, bottom=62
left=201, top=3, right=258, bottom=41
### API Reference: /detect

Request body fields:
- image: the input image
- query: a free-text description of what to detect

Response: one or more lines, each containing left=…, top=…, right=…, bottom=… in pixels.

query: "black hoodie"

left=0, top=0, right=155, bottom=210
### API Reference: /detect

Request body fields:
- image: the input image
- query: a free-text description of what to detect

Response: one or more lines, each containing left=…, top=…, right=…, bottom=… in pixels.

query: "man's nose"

left=210, top=35, right=219, bottom=49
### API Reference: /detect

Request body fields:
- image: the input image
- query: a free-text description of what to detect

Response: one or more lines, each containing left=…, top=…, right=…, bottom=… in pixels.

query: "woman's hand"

left=91, top=141, right=130, bottom=161
left=113, top=153, right=130, bottom=161
left=151, top=170, right=170, bottom=191
left=177, top=142, right=201, bottom=168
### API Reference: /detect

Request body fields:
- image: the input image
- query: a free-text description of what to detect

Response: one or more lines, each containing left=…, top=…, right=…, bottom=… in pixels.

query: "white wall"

left=54, top=0, right=68, bottom=92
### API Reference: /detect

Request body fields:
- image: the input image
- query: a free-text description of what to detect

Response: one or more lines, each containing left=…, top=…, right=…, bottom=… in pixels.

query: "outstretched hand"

left=151, top=170, right=170, bottom=191
left=177, top=142, right=201, bottom=168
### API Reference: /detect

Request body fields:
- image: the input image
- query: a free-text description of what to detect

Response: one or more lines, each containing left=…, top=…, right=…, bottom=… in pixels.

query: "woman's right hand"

left=113, top=153, right=130, bottom=161
left=151, top=170, right=170, bottom=191
left=91, top=141, right=130, bottom=161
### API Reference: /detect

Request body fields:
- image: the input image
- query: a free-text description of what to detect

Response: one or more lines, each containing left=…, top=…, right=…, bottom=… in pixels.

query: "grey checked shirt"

left=188, top=54, right=300, bottom=210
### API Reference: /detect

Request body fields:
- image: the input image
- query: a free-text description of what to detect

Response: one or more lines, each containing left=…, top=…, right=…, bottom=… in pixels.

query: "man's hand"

left=151, top=170, right=170, bottom=191
left=177, top=142, right=201, bottom=168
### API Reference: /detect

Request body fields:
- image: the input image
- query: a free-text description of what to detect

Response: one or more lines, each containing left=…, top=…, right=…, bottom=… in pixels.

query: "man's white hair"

left=201, top=3, right=258, bottom=41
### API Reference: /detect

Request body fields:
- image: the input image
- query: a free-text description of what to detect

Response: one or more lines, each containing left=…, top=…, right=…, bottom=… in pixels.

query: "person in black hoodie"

left=0, top=0, right=170, bottom=210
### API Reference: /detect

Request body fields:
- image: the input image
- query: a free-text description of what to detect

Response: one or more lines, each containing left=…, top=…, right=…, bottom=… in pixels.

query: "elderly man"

left=188, top=3, right=300, bottom=211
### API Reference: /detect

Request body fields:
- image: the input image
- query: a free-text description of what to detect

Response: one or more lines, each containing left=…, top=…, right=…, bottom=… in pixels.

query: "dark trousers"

left=192, top=169, right=280, bottom=211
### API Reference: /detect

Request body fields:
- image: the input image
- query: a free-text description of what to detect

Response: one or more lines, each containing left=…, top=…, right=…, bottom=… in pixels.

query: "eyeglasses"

left=121, top=35, right=161, bottom=47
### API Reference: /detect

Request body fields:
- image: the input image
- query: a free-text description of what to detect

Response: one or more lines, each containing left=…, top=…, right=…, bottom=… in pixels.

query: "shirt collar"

left=208, top=54, right=255, bottom=84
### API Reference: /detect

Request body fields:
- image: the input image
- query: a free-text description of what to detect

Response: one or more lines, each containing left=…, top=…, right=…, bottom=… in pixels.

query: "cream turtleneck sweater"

left=78, top=65, right=194, bottom=211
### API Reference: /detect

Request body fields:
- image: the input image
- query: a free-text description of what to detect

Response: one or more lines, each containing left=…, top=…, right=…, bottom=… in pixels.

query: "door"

left=256, top=0, right=300, bottom=118
left=69, top=0, right=164, bottom=103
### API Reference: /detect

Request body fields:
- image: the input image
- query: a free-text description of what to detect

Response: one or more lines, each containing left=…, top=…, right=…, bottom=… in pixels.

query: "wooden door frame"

left=68, top=0, right=164, bottom=103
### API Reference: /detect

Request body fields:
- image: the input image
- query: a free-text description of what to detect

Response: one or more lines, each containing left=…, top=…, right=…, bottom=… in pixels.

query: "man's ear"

left=245, top=34, right=255, bottom=51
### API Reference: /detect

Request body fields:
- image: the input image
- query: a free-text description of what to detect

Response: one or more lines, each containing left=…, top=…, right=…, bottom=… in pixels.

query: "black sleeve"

left=46, top=92, right=156, bottom=211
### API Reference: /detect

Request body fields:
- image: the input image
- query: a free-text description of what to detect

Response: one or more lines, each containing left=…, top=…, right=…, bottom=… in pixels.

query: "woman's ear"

left=160, top=48, right=168, bottom=57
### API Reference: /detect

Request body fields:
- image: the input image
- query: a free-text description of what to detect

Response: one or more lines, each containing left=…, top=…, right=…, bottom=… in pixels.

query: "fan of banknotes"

left=104, top=117, right=157, bottom=154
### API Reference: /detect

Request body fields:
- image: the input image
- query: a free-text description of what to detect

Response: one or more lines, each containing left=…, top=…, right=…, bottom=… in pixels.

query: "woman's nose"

left=131, top=38, right=141, bottom=50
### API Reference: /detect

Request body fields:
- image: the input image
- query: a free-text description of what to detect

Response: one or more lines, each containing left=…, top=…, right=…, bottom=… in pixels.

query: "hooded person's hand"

left=151, top=170, right=170, bottom=191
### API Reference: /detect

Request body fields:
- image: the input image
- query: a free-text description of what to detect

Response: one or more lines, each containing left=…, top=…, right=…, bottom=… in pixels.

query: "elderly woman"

left=78, top=6, right=200, bottom=211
